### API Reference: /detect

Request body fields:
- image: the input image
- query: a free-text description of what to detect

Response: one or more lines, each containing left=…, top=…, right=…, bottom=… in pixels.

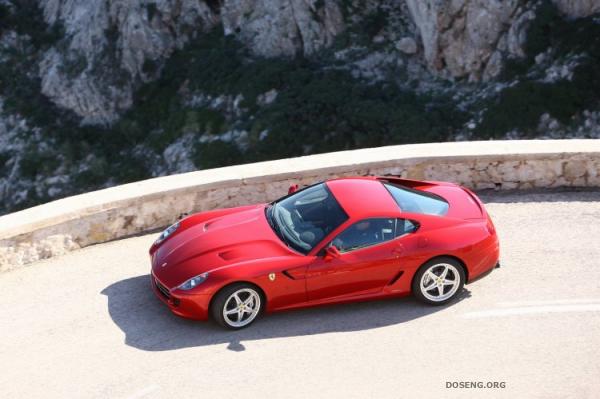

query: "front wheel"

left=412, top=257, right=465, bottom=305
left=210, top=283, right=264, bottom=329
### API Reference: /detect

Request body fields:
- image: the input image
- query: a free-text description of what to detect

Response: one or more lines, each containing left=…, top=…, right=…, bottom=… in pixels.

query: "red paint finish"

left=305, top=239, right=405, bottom=302
left=149, top=176, right=500, bottom=321
left=326, top=178, right=400, bottom=219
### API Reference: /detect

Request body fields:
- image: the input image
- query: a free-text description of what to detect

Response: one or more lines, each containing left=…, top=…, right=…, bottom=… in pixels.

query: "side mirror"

left=178, top=212, right=189, bottom=220
left=288, top=184, right=299, bottom=194
left=323, top=245, right=341, bottom=261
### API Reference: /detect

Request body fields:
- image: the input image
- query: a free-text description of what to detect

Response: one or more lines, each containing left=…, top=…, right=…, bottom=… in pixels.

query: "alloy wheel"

left=222, top=288, right=261, bottom=328
left=419, top=263, right=461, bottom=302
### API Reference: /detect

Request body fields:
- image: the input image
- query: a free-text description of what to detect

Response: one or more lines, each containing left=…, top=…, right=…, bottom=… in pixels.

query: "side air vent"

left=218, top=249, right=244, bottom=260
left=282, top=270, right=296, bottom=280
left=387, top=271, right=404, bottom=286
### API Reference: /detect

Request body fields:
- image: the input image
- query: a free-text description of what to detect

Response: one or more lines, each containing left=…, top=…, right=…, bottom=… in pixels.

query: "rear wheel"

left=412, top=257, right=465, bottom=305
left=210, top=283, right=263, bottom=329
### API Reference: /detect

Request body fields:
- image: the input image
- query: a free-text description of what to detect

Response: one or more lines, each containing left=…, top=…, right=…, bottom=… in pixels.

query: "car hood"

left=151, top=206, right=293, bottom=288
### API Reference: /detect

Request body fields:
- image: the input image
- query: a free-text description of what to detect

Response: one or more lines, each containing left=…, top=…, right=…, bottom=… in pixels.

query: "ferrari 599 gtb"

left=150, top=176, right=499, bottom=329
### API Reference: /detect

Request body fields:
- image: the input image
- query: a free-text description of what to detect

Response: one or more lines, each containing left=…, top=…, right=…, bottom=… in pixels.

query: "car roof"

left=325, top=177, right=400, bottom=219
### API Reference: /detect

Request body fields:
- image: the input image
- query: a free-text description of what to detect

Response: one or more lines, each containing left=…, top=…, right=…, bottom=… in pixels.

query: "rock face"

left=395, top=37, right=417, bottom=54
left=553, top=0, right=600, bottom=18
left=34, top=0, right=600, bottom=120
left=405, top=0, right=600, bottom=81
left=39, top=0, right=219, bottom=124
left=37, top=0, right=344, bottom=124
left=405, top=0, right=527, bottom=81
left=221, top=0, right=344, bottom=57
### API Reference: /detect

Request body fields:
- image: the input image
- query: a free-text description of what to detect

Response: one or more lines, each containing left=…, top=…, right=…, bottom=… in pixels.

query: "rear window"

left=383, top=183, right=449, bottom=216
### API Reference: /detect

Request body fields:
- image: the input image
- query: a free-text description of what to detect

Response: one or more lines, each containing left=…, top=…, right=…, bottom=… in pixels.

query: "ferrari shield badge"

left=268, top=273, right=276, bottom=281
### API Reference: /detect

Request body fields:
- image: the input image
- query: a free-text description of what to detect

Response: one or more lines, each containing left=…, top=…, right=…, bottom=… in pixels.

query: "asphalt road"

left=1, top=190, right=600, bottom=399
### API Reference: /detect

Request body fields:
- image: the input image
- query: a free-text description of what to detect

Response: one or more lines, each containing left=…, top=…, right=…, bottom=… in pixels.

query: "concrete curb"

left=1, top=139, right=599, bottom=271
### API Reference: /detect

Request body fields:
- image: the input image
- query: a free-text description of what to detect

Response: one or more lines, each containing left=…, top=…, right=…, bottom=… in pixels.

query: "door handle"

left=392, top=245, right=405, bottom=257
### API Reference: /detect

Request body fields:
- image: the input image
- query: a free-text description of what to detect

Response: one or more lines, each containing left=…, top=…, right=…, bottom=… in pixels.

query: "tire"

left=210, top=283, right=264, bottom=330
left=412, top=257, right=466, bottom=306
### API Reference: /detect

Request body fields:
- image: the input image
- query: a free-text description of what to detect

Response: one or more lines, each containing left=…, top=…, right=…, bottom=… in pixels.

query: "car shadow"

left=101, top=275, right=471, bottom=352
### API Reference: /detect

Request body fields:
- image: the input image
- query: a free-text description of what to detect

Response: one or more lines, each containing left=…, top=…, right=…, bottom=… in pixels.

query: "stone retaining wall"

left=1, top=140, right=599, bottom=272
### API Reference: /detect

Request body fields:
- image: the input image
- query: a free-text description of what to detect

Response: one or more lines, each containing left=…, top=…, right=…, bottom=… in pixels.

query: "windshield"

left=266, top=183, right=348, bottom=254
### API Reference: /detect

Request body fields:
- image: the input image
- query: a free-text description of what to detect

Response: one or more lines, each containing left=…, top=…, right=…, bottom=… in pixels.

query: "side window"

left=331, top=218, right=419, bottom=253
left=395, top=219, right=418, bottom=237
left=331, top=218, right=397, bottom=253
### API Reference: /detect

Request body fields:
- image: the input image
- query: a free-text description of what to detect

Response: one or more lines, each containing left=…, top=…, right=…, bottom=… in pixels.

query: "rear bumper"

left=151, top=273, right=210, bottom=321
left=466, top=259, right=499, bottom=284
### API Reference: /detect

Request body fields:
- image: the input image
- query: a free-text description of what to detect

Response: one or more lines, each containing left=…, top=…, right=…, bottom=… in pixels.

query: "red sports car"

left=150, top=176, right=499, bottom=329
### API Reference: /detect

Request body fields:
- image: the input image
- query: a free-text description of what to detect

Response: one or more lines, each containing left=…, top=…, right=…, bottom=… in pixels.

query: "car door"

left=306, top=218, right=417, bottom=302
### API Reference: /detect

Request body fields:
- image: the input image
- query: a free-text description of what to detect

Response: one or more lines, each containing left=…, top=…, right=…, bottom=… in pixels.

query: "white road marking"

left=497, top=298, right=600, bottom=307
left=463, top=303, right=600, bottom=319
left=124, top=385, right=160, bottom=399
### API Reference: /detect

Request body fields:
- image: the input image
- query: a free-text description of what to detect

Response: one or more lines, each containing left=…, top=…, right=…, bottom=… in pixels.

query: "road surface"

left=1, top=190, right=600, bottom=399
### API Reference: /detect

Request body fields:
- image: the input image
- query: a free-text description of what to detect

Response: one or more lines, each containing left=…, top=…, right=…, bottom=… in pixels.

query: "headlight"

left=178, top=273, right=209, bottom=290
left=155, top=222, right=180, bottom=245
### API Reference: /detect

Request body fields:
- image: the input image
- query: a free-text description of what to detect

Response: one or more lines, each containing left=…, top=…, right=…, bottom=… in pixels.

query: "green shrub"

left=145, top=3, right=158, bottom=21
left=193, top=140, right=243, bottom=169
left=0, top=0, right=63, bottom=46
left=18, top=147, right=61, bottom=180
left=0, top=152, right=9, bottom=175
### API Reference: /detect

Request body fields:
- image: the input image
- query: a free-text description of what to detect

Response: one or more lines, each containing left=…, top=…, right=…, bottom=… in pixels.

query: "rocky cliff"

left=39, top=0, right=219, bottom=124
left=36, top=0, right=345, bottom=124
left=34, top=0, right=600, bottom=123
left=1, top=0, right=600, bottom=214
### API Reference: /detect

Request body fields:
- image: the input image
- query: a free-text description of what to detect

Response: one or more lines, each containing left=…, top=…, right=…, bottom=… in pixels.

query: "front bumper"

left=151, top=273, right=210, bottom=321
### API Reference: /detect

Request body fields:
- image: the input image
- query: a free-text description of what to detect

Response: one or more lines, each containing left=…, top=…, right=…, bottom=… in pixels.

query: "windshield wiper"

left=265, top=204, right=276, bottom=229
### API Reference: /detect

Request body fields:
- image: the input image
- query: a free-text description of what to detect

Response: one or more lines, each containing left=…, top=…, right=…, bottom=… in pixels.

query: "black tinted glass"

left=271, top=184, right=348, bottom=254
left=383, top=183, right=449, bottom=216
